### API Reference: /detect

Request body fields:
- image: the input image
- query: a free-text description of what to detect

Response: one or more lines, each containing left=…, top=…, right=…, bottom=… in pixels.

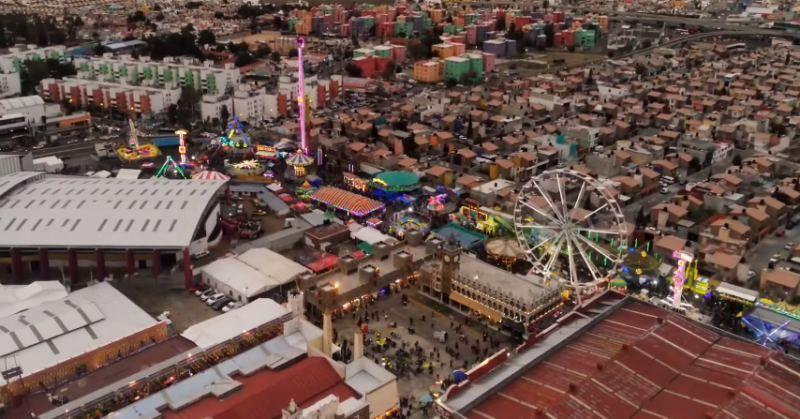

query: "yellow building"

left=432, top=43, right=456, bottom=59
left=413, top=60, right=444, bottom=83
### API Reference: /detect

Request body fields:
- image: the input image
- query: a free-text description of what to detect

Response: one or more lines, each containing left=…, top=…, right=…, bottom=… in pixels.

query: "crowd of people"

left=333, top=290, right=509, bottom=418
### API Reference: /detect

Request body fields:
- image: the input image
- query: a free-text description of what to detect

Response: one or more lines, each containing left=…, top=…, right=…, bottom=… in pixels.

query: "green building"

left=466, top=53, right=484, bottom=79
left=444, top=56, right=470, bottom=82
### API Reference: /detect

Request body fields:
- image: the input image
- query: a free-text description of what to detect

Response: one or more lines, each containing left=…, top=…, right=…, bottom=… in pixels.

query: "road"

left=622, top=150, right=753, bottom=220
left=745, top=225, right=799, bottom=288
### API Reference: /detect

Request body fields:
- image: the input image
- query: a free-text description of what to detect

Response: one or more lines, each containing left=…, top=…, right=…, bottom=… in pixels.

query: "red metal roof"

left=165, top=357, right=359, bottom=419
left=465, top=300, right=800, bottom=419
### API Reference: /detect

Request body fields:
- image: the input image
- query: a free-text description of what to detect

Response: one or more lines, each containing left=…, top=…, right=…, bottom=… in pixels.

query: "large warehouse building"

left=0, top=171, right=227, bottom=287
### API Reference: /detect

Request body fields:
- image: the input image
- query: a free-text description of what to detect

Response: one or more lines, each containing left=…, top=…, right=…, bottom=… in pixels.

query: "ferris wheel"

left=513, top=169, right=628, bottom=290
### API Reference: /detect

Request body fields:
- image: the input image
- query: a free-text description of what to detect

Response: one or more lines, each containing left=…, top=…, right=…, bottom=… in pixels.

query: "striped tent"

left=192, top=170, right=231, bottom=181
left=311, top=187, right=385, bottom=217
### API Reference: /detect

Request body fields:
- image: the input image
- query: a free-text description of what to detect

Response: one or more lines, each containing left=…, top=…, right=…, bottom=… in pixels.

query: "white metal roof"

left=716, top=281, right=759, bottom=303
left=0, top=95, right=44, bottom=113
left=181, top=298, right=290, bottom=349
left=236, top=247, right=308, bottom=285
left=0, top=173, right=226, bottom=249
left=0, top=282, right=160, bottom=385
left=0, top=281, right=68, bottom=318
left=200, top=248, right=308, bottom=298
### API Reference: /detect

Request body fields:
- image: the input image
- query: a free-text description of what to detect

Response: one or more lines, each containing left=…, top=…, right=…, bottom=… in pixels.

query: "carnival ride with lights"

left=514, top=169, right=628, bottom=300
left=218, top=115, right=253, bottom=151
left=225, top=159, right=267, bottom=177
left=155, top=129, right=193, bottom=179
left=286, top=36, right=316, bottom=179
left=117, top=119, right=161, bottom=162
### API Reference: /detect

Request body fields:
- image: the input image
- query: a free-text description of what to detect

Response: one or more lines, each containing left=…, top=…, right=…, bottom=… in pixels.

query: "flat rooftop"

left=459, top=254, right=556, bottom=305
left=0, top=173, right=226, bottom=249
left=0, top=282, right=162, bottom=386
left=448, top=298, right=800, bottom=418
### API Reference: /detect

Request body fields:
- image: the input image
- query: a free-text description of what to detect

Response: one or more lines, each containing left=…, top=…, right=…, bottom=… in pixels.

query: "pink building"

left=465, top=25, right=477, bottom=45
left=482, top=52, right=496, bottom=73
left=391, top=44, right=407, bottom=63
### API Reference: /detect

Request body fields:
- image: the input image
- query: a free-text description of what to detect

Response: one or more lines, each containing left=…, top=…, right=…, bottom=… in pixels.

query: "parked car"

left=190, top=284, right=208, bottom=295
left=660, top=187, right=669, bottom=194
left=211, top=296, right=233, bottom=310
left=786, top=241, right=795, bottom=251
left=192, top=250, right=210, bottom=260
left=197, top=288, right=216, bottom=299
left=776, top=227, right=785, bottom=237
left=206, top=293, right=227, bottom=306
left=201, top=290, right=221, bottom=302
left=222, top=301, right=239, bottom=313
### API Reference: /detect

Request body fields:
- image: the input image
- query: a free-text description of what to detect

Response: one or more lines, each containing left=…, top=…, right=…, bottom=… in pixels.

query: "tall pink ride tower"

left=297, top=36, right=309, bottom=155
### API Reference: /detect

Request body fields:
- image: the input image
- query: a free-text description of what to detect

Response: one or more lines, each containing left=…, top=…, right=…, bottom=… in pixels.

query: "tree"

left=219, top=104, right=230, bottom=129
left=635, top=206, right=647, bottom=228
left=254, top=43, right=271, bottom=58
left=177, top=85, right=201, bottom=127
left=270, top=51, right=282, bottom=62
left=385, top=61, right=396, bottom=79
left=732, top=154, right=742, bottom=166
left=198, top=29, right=216, bottom=46
left=234, top=51, right=254, bottom=67
left=345, top=62, right=363, bottom=78
left=466, top=114, right=473, bottom=139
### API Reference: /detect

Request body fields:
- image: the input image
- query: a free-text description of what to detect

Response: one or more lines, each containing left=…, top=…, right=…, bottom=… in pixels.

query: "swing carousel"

left=117, top=119, right=160, bottom=163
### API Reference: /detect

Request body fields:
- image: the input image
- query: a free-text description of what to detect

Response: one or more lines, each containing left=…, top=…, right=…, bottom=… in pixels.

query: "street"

left=745, top=224, right=800, bottom=288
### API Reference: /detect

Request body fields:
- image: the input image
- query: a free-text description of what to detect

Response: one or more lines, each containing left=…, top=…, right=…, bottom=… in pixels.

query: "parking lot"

left=114, top=279, right=218, bottom=332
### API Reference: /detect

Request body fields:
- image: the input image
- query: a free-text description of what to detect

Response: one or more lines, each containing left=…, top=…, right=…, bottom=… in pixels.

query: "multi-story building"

left=413, top=60, right=443, bottom=83
left=201, top=90, right=280, bottom=123
left=444, top=56, right=470, bottom=82
left=0, top=45, right=65, bottom=98
left=73, top=55, right=240, bottom=95
left=0, top=72, right=21, bottom=98
left=0, top=45, right=66, bottom=73
left=39, top=77, right=180, bottom=116
left=419, top=241, right=563, bottom=333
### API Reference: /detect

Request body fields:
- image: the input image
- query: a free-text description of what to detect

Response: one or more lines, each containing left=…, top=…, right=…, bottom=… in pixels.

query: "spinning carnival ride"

left=514, top=169, right=628, bottom=294
left=117, top=119, right=161, bottom=162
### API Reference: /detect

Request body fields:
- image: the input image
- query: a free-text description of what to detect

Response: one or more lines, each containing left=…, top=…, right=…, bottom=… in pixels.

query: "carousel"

left=485, top=238, right=526, bottom=269
left=225, top=159, right=267, bottom=177
left=117, top=119, right=160, bottom=163
left=286, top=149, right=314, bottom=178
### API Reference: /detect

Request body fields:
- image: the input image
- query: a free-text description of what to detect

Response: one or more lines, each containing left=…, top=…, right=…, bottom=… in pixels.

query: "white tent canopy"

left=350, top=224, right=393, bottom=245
left=181, top=298, right=290, bottom=349
left=199, top=248, right=309, bottom=302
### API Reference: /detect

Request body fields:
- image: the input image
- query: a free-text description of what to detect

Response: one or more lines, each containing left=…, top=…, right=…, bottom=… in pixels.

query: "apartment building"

left=39, top=77, right=180, bottom=116
left=73, top=55, right=240, bottom=95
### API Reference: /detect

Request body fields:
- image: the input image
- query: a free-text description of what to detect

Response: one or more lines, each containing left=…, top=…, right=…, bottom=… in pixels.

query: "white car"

left=206, top=293, right=227, bottom=306
left=785, top=242, right=795, bottom=251
left=201, top=291, right=222, bottom=302
left=660, top=187, right=669, bottom=194
left=221, top=301, right=239, bottom=313
left=197, top=288, right=215, bottom=298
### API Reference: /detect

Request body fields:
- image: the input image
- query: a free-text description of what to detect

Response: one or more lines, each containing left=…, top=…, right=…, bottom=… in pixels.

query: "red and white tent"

left=192, top=170, right=230, bottom=181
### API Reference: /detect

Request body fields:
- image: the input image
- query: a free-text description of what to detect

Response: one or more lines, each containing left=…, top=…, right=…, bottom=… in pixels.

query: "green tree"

left=177, top=85, right=201, bottom=127
left=270, top=51, right=281, bottom=62
left=219, top=104, right=230, bottom=129
left=198, top=29, right=216, bottom=46
left=732, top=154, right=742, bottom=166
left=345, top=62, right=362, bottom=78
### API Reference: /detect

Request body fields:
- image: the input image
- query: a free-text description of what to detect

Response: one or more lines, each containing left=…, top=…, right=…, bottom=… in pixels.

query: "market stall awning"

left=311, top=187, right=385, bottom=217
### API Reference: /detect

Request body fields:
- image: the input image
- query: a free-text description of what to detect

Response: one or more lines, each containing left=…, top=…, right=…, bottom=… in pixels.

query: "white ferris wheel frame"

left=513, top=168, right=628, bottom=290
